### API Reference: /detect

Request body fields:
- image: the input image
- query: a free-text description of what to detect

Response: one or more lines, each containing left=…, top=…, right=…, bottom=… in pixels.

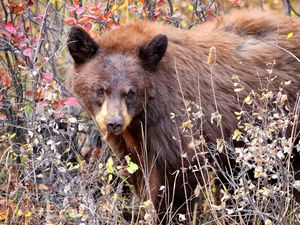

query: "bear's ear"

left=139, top=34, right=168, bottom=72
left=67, top=26, right=99, bottom=65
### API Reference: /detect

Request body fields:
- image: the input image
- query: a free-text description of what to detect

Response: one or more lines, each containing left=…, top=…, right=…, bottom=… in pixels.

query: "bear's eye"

left=98, top=88, right=105, bottom=97
left=126, top=90, right=136, bottom=100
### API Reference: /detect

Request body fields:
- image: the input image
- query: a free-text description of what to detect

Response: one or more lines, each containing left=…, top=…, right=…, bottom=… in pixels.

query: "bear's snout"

left=106, top=117, right=123, bottom=135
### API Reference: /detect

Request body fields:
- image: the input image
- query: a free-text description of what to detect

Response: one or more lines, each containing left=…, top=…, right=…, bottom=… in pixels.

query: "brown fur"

left=67, top=9, right=300, bottom=222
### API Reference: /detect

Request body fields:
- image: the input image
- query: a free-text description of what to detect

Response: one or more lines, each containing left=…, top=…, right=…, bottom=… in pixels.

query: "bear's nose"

left=107, top=118, right=123, bottom=134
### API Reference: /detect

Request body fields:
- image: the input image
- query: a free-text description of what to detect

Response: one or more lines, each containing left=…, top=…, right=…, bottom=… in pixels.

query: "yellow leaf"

left=231, top=74, right=240, bottom=83
left=261, top=187, right=271, bottom=196
left=243, top=95, right=253, bottom=105
left=265, top=219, right=272, bottom=225
left=108, top=174, right=113, bottom=182
left=287, top=32, right=294, bottom=39
left=280, top=94, right=288, bottom=106
left=72, top=164, right=80, bottom=170
left=234, top=87, right=244, bottom=93
left=24, top=212, right=32, bottom=217
left=180, top=20, right=188, bottom=28
left=17, top=209, right=23, bottom=217
left=187, top=4, right=193, bottom=11
left=232, top=129, right=242, bottom=140
left=50, top=0, right=56, bottom=6
left=284, top=80, right=292, bottom=86
left=291, top=11, right=296, bottom=17
left=0, top=210, right=7, bottom=221
left=119, top=0, right=128, bottom=10
left=112, top=3, right=118, bottom=11
left=52, top=80, right=58, bottom=89
left=234, top=111, right=242, bottom=116
left=234, top=111, right=242, bottom=120
left=181, top=120, right=193, bottom=130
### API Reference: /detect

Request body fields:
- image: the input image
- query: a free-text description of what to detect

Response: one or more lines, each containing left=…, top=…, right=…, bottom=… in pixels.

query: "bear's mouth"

left=107, top=128, right=123, bottom=136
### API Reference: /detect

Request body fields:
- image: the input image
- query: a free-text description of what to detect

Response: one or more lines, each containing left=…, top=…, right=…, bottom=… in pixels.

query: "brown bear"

left=66, top=9, right=300, bottom=222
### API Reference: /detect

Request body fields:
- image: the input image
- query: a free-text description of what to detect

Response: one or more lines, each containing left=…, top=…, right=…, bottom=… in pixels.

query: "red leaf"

left=73, top=0, right=79, bottom=7
left=65, top=17, right=77, bottom=25
left=84, top=23, right=92, bottom=31
left=154, top=11, right=162, bottom=19
left=86, top=6, right=99, bottom=14
left=62, top=97, right=78, bottom=106
left=7, top=2, right=25, bottom=15
left=86, top=15, right=97, bottom=20
left=229, top=0, right=241, bottom=6
left=18, top=42, right=27, bottom=49
left=96, top=2, right=103, bottom=8
left=26, top=90, right=33, bottom=97
left=0, top=29, right=10, bottom=36
left=35, top=101, right=47, bottom=116
left=23, top=48, right=33, bottom=57
left=104, top=12, right=111, bottom=20
left=36, top=88, right=43, bottom=100
left=156, top=0, right=164, bottom=8
left=0, top=114, right=6, bottom=120
left=2, top=22, right=17, bottom=35
left=41, top=101, right=48, bottom=107
left=75, top=7, right=84, bottom=15
left=27, top=0, right=34, bottom=7
left=13, top=3, right=25, bottom=14
left=66, top=4, right=76, bottom=12
left=2, top=76, right=10, bottom=87
left=36, top=13, right=46, bottom=20
left=78, top=17, right=92, bottom=24
left=42, top=72, right=53, bottom=84
left=0, top=73, right=10, bottom=87
left=84, top=147, right=101, bottom=162
left=107, top=20, right=115, bottom=29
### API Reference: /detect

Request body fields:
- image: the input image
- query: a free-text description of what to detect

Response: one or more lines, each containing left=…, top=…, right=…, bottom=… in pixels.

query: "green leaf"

left=23, top=104, right=33, bottom=117
left=106, top=157, right=114, bottom=174
left=125, top=156, right=139, bottom=174
left=68, top=211, right=75, bottom=219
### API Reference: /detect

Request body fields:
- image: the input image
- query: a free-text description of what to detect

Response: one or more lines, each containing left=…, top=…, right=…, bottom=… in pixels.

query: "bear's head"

left=66, top=26, right=168, bottom=136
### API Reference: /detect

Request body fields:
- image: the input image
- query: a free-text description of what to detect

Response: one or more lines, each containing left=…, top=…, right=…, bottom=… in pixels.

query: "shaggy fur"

left=66, top=9, right=300, bottom=222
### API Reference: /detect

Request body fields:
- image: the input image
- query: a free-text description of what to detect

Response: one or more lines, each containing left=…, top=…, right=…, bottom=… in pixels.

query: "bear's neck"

left=122, top=97, right=188, bottom=174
